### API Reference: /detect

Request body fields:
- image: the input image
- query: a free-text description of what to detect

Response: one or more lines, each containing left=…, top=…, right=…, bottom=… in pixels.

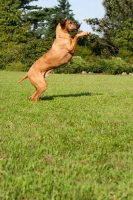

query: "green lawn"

left=0, top=71, right=133, bottom=200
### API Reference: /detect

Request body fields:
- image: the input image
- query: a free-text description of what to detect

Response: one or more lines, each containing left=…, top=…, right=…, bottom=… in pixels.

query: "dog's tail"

left=18, top=73, right=28, bottom=83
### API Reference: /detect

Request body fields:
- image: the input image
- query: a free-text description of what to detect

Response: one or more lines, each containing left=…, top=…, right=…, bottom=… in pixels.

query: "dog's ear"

left=59, top=19, right=67, bottom=26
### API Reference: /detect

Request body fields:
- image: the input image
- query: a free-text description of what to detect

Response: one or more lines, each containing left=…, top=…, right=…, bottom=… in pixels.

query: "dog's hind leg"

left=44, top=69, right=53, bottom=78
left=29, top=90, right=37, bottom=101
left=29, top=74, right=47, bottom=101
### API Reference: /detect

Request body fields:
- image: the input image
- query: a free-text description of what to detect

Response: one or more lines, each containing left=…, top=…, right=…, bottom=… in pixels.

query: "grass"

left=0, top=71, right=133, bottom=200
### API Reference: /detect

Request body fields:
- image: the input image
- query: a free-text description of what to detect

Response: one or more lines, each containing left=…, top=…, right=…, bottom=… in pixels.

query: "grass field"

left=0, top=71, right=133, bottom=200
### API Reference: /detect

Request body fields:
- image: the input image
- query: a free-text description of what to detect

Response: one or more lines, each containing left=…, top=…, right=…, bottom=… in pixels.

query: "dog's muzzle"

left=70, top=24, right=81, bottom=32
left=78, top=23, right=81, bottom=29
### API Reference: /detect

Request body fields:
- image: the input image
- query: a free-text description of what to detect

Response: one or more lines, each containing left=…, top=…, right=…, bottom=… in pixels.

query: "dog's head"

left=59, top=19, right=80, bottom=32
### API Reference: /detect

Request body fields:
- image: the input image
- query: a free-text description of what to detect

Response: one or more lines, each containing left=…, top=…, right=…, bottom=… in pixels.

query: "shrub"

left=87, top=59, right=108, bottom=73
left=0, top=44, right=26, bottom=70
left=0, top=38, right=52, bottom=71
left=88, top=57, right=133, bottom=74
left=106, top=57, right=133, bottom=74
left=74, top=45, right=92, bottom=61
left=54, top=56, right=89, bottom=74
left=6, top=61, right=27, bottom=71
left=54, top=57, right=133, bottom=75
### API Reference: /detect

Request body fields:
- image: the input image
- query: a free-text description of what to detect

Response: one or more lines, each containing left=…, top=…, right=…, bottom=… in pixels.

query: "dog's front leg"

left=68, top=32, right=89, bottom=54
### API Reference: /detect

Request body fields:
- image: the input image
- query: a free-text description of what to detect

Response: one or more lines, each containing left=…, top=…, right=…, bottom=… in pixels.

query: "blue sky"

left=32, top=0, right=105, bottom=32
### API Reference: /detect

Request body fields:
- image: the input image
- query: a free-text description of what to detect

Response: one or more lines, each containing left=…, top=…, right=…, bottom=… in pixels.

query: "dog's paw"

left=77, top=32, right=89, bottom=37
left=82, top=32, right=89, bottom=36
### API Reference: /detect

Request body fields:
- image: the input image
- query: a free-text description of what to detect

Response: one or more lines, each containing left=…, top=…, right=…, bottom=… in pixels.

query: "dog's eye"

left=70, top=21, right=73, bottom=24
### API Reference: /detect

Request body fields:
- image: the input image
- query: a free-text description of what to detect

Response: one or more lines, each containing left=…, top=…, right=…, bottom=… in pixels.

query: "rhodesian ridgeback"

left=18, top=19, right=89, bottom=101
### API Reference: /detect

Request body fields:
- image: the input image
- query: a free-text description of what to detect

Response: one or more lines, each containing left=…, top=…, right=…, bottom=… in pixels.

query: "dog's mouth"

left=70, top=28, right=79, bottom=32
left=69, top=24, right=81, bottom=32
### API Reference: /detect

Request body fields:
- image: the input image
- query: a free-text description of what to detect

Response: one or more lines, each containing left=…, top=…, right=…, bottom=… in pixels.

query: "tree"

left=0, top=0, right=53, bottom=69
left=0, top=0, right=29, bottom=48
left=19, top=0, right=51, bottom=39
left=85, top=0, right=133, bottom=58
left=0, top=0, right=50, bottom=48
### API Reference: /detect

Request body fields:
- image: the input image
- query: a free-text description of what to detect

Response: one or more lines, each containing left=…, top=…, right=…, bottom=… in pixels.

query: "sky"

left=32, top=0, right=105, bottom=32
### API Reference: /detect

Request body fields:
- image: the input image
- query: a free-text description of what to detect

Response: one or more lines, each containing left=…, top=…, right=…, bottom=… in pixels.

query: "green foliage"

left=18, top=0, right=50, bottom=40
left=6, top=61, right=27, bottom=71
left=0, top=0, right=29, bottom=48
left=88, top=57, right=133, bottom=74
left=88, top=59, right=108, bottom=74
left=117, top=48, right=133, bottom=62
left=20, top=38, right=52, bottom=68
left=0, top=0, right=132, bottom=71
left=107, top=58, right=133, bottom=74
left=26, top=7, right=51, bottom=39
left=55, top=56, right=89, bottom=74
left=86, top=33, right=119, bottom=57
left=0, top=0, right=80, bottom=72
left=55, top=57, right=133, bottom=75
left=0, top=44, right=25, bottom=70
left=85, top=0, right=133, bottom=57
left=1, top=71, right=133, bottom=199
left=0, top=38, right=53, bottom=70
left=74, top=45, right=92, bottom=60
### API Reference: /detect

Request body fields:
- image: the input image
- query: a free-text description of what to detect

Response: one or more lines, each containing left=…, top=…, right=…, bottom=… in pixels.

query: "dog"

left=18, top=19, right=89, bottom=101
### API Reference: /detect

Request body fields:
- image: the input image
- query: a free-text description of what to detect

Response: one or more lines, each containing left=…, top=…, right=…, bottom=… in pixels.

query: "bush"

left=53, top=57, right=133, bottom=75
left=0, top=38, right=52, bottom=71
left=6, top=61, right=27, bottom=71
left=55, top=56, right=89, bottom=74
left=87, top=59, right=108, bottom=73
left=107, top=58, right=133, bottom=74
left=88, top=57, right=133, bottom=74
left=117, top=49, right=132, bottom=63
left=0, top=44, right=26, bottom=70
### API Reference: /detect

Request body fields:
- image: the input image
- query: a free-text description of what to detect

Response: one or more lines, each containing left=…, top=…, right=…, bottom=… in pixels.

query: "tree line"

left=0, top=0, right=133, bottom=73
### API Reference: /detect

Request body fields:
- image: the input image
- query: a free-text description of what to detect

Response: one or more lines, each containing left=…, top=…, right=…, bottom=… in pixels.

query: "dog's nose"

left=78, top=23, right=81, bottom=29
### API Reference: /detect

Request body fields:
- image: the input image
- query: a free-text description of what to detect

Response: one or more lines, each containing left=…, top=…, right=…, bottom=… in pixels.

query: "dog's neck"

left=57, top=33, right=71, bottom=39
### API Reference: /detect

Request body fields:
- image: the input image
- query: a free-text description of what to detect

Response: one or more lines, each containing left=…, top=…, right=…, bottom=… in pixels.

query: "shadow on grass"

left=40, top=92, right=102, bottom=101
